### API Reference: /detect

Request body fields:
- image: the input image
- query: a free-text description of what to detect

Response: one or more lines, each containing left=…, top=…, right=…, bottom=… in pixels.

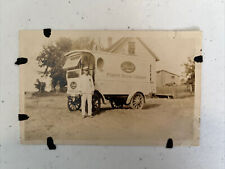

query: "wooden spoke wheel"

left=130, top=93, right=144, bottom=109
left=92, top=94, right=101, bottom=114
left=67, top=96, right=81, bottom=111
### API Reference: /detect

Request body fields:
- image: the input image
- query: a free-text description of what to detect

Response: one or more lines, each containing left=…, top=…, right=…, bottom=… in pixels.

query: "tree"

left=36, top=37, right=103, bottom=91
left=37, top=37, right=72, bottom=91
left=34, top=79, right=46, bottom=92
left=183, top=57, right=195, bottom=92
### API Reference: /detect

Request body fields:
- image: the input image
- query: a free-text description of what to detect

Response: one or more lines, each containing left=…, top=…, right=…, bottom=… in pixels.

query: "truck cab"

left=63, top=51, right=100, bottom=112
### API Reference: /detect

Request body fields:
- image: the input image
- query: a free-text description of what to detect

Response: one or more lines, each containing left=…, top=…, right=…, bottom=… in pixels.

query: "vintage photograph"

left=19, top=30, right=202, bottom=145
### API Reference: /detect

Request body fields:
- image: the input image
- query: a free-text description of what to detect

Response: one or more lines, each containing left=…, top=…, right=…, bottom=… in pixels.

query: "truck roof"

left=64, top=50, right=153, bottom=62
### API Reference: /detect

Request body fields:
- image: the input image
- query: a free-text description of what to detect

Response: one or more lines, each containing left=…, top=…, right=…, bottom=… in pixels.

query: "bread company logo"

left=121, top=61, right=136, bottom=73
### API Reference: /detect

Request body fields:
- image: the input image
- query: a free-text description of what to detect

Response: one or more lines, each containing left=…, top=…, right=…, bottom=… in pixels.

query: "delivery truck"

left=63, top=50, right=156, bottom=112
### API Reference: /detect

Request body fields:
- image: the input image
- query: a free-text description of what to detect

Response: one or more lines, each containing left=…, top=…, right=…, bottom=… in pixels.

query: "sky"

left=20, top=30, right=201, bottom=91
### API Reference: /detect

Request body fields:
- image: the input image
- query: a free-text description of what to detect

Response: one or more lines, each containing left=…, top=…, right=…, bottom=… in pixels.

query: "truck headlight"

left=70, top=82, right=77, bottom=89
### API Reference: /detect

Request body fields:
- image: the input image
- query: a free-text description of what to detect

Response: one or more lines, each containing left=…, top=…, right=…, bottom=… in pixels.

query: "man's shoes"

left=82, top=115, right=87, bottom=119
left=88, top=115, right=94, bottom=118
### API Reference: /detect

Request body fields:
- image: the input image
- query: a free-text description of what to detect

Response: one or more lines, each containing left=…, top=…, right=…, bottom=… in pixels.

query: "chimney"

left=108, top=37, right=112, bottom=48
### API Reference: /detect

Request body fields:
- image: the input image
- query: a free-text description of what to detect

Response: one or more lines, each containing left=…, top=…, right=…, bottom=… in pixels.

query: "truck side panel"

left=95, top=54, right=155, bottom=95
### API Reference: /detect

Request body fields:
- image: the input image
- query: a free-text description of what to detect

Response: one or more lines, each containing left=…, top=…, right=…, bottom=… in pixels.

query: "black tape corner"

left=18, top=114, right=29, bottom=121
left=43, top=28, right=51, bottom=38
left=47, top=137, right=56, bottom=150
left=194, top=55, right=203, bottom=63
left=15, top=58, right=28, bottom=65
left=166, top=138, right=173, bottom=148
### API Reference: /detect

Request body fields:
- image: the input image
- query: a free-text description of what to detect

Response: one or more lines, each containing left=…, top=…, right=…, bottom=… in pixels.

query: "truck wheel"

left=130, top=93, right=144, bottom=109
left=67, top=96, right=81, bottom=111
left=92, top=94, right=101, bottom=114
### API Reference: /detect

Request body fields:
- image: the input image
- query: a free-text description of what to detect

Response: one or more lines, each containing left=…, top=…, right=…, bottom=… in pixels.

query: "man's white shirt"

left=80, top=74, right=94, bottom=94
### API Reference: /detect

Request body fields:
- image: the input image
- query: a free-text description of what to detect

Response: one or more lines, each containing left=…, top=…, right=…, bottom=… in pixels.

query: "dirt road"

left=23, top=94, right=195, bottom=145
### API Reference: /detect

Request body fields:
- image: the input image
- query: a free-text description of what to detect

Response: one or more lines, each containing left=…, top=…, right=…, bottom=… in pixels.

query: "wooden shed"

left=156, top=70, right=180, bottom=98
left=156, top=70, right=180, bottom=87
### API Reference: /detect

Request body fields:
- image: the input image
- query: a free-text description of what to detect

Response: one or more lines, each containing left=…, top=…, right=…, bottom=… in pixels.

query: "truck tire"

left=67, top=96, right=81, bottom=111
left=92, top=93, right=101, bottom=114
left=130, top=93, right=144, bottom=109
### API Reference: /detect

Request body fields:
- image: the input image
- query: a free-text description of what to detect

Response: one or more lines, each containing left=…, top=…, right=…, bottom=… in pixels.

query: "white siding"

left=111, top=38, right=157, bottom=93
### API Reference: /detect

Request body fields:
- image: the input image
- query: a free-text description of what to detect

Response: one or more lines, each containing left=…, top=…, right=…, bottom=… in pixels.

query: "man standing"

left=79, top=67, right=94, bottom=118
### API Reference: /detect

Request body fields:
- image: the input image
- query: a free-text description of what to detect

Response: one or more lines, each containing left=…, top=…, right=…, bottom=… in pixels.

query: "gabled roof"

left=106, top=37, right=160, bottom=61
left=156, top=70, right=180, bottom=77
left=106, top=37, right=127, bottom=53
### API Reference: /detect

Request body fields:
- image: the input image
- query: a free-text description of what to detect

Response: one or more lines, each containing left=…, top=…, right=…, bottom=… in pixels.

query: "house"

left=105, top=37, right=160, bottom=93
left=106, top=37, right=159, bottom=62
left=156, top=70, right=180, bottom=87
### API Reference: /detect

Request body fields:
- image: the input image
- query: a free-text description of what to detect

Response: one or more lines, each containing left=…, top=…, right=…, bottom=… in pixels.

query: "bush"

left=34, top=79, right=46, bottom=93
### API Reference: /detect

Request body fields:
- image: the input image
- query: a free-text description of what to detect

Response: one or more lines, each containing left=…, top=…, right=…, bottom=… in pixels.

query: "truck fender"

left=94, top=90, right=106, bottom=104
left=126, top=91, right=146, bottom=105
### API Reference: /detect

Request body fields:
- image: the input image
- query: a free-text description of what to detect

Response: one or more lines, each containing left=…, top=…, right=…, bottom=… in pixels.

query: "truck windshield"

left=64, top=52, right=95, bottom=70
left=67, top=70, right=80, bottom=78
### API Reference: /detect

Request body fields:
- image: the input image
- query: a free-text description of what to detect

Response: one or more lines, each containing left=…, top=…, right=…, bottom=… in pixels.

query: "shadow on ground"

left=143, top=103, right=161, bottom=109
left=94, top=103, right=161, bottom=115
left=96, top=106, right=130, bottom=115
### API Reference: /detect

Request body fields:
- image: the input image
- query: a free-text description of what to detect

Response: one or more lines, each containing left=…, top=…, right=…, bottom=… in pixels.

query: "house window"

left=128, top=42, right=135, bottom=55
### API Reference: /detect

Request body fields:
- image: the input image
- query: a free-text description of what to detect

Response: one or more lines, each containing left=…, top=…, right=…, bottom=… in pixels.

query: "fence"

left=156, top=85, right=193, bottom=98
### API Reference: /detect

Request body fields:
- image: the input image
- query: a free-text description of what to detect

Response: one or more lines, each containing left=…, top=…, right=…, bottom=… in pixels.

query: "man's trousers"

left=81, top=93, right=92, bottom=116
